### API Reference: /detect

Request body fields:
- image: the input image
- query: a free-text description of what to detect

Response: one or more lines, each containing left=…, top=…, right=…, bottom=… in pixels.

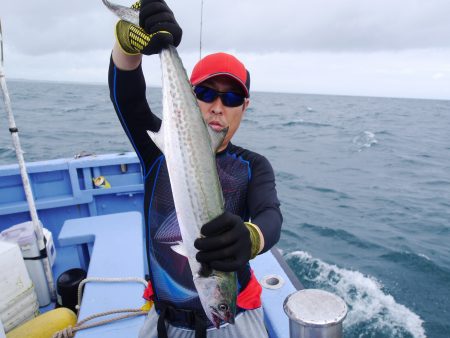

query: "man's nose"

left=210, top=97, right=224, bottom=115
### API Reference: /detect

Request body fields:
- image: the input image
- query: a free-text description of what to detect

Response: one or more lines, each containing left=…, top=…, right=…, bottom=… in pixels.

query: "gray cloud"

left=1, top=0, right=450, bottom=56
left=1, top=0, right=114, bottom=54
left=194, top=0, right=450, bottom=52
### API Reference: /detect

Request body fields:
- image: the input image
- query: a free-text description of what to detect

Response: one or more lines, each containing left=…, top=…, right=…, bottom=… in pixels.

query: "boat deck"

left=58, top=211, right=145, bottom=337
left=0, top=153, right=301, bottom=337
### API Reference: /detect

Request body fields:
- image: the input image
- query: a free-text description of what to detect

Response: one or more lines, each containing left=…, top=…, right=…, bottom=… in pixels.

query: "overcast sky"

left=1, top=0, right=450, bottom=99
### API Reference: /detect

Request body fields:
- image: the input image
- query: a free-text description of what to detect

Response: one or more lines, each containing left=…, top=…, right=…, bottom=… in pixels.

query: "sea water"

left=1, top=79, right=449, bottom=338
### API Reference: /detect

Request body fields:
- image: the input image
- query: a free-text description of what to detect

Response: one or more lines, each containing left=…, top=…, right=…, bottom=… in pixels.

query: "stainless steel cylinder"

left=283, top=289, right=347, bottom=338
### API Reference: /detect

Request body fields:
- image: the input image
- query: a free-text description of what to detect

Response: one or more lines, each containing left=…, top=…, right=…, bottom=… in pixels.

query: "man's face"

left=196, top=76, right=249, bottom=152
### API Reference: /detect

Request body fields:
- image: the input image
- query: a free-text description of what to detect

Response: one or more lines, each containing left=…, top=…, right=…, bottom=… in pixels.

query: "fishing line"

left=199, top=0, right=204, bottom=60
left=0, top=21, right=3, bottom=64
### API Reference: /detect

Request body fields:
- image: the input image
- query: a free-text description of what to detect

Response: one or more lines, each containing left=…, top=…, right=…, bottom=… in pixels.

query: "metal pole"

left=284, top=289, right=347, bottom=338
left=0, top=19, right=56, bottom=300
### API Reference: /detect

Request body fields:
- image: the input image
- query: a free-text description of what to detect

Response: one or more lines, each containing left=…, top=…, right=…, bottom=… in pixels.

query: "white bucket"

left=0, top=241, right=39, bottom=332
left=1, top=222, right=51, bottom=307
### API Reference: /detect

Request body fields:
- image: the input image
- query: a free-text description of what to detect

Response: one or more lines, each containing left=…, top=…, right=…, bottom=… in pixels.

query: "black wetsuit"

left=108, top=58, right=282, bottom=322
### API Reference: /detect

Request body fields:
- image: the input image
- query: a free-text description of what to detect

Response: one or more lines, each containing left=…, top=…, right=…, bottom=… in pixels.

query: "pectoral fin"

left=171, top=241, right=187, bottom=257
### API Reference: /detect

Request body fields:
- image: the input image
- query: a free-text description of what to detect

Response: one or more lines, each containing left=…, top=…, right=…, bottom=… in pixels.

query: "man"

left=108, top=1, right=282, bottom=337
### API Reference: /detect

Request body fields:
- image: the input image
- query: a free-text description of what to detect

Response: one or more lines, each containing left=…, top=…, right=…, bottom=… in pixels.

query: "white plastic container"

left=0, top=240, right=39, bottom=332
left=1, top=222, right=51, bottom=307
left=0, top=286, right=39, bottom=332
left=43, top=227, right=57, bottom=267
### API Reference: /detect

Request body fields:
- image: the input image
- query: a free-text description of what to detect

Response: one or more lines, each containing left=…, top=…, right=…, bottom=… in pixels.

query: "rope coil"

left=53, top=276, right=149, bottom=338
left=77, top=276, right=148, bottom=311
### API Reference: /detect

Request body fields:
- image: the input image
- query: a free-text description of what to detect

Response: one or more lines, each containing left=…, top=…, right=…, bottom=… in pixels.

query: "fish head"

left=209, top=298, right=235, bottom=328
left=194, top=270, right=237, bottom=328
left=207, top=285, right=237, bottom=328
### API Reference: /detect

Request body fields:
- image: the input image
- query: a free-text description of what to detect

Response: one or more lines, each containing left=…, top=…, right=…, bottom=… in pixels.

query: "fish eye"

left=218, top=303, right=229, bottom=312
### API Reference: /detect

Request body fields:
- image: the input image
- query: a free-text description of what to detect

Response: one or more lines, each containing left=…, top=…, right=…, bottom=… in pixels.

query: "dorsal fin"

left=147, top=122, right=165, bottom=154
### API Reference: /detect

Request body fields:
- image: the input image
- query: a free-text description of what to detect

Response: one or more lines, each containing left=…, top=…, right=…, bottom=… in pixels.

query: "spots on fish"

left=158, top=47, right=237, bottom=321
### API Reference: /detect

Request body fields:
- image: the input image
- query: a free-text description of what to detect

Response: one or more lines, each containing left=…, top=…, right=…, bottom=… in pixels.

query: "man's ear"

left=243, top=98, right=250, bottom=112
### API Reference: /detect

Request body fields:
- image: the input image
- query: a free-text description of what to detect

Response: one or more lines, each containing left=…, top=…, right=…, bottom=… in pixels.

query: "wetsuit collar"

left=216, top=142, right=232, bottom=156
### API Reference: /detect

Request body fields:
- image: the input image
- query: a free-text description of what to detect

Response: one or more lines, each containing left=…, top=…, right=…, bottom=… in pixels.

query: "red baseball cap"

left=190, top=53, right=250, bottom=97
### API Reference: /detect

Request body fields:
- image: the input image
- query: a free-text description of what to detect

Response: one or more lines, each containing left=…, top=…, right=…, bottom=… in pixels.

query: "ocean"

left=1, top=79, right=449, bottom=338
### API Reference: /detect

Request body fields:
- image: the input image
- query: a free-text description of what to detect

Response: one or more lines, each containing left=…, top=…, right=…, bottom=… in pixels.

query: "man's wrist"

left=244, top=222, right=265, bottom=259
left=112, top=42, right=142, bottom=71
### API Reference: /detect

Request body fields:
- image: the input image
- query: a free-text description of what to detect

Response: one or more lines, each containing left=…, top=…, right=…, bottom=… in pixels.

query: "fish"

left=102, top=0, right=237, bottom=327
left=102, top=0, right=140, bottom=26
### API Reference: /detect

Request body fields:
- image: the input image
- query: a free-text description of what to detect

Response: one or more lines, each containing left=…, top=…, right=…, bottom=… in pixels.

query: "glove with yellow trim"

left=194, top=211, right=263, bottom=272
left=115, top=0, right=182, bottom=56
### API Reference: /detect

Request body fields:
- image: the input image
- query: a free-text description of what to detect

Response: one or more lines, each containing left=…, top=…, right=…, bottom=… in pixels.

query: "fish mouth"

left=210, top=309, right=235, bottom=328
left=211, top=313, right=221, bottom=329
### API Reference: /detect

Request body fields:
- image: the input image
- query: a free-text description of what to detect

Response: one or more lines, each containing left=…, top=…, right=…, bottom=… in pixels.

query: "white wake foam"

left=287, top=251, right=426, bottom=338
left=352, top=130, right=378, bottom=151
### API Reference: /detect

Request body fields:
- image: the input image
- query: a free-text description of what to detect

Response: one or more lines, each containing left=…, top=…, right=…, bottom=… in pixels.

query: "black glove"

left=194, top=211, right=261, bottom=272
left=115, top=0, right=182, bottom=56
left=139, top=0, right=182, bottom=48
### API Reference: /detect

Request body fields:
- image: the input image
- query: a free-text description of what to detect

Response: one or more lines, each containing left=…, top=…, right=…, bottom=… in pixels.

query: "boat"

left=0, top=152, right=302, bottom=338
left=0, top=17, right=346, bottom=338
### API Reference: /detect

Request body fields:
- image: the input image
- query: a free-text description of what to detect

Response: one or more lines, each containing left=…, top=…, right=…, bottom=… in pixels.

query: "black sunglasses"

left=193, top=85, right=246, bottom=108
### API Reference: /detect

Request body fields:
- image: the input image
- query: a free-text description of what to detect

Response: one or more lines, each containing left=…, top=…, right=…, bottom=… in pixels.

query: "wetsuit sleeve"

left=247, top=155, right=282, bottom=254
left=108, top=56, right=162, bottom=176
